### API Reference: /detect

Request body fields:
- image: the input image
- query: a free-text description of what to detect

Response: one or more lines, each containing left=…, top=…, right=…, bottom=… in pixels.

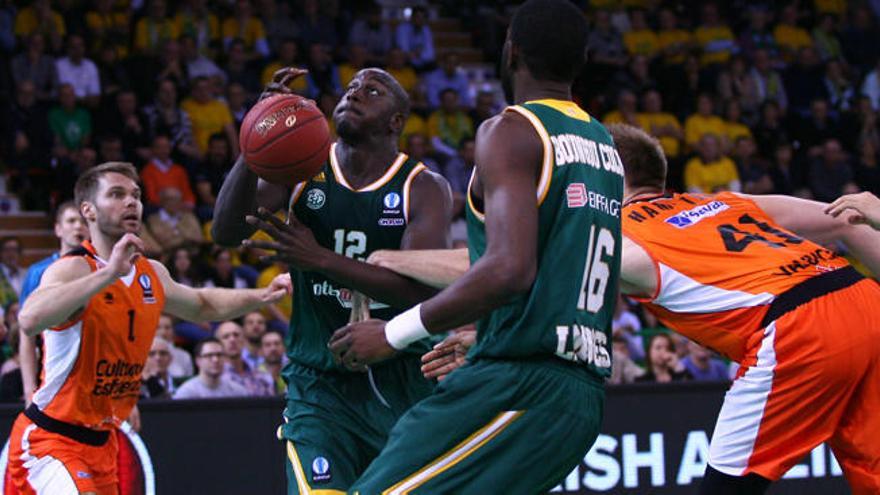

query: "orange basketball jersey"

left=31, top=241, right=164, bottom=430
left=623, top=192, right=849, bottom=362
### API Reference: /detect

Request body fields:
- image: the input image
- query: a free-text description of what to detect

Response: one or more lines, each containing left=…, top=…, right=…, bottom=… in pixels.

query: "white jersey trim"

left=654, top=263, right=776, bottom=313
left=32, top=322, right=83, bottom=411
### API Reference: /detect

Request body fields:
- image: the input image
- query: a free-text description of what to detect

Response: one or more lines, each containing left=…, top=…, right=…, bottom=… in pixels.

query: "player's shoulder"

left=475, top=109, right=543, bottom=161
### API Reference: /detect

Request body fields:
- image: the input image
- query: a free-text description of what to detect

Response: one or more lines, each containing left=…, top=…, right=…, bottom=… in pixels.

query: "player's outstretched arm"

left=825, top=192, right=880, bottom=231
left=153, top=260, right=292, bottom=322
left=211, top=155, right=289, bottom=246
left=367, top=248, right=470, bottom=289
left=18, top=234, right=144, bottom=337
left=748, top=194, right=880, bottom=275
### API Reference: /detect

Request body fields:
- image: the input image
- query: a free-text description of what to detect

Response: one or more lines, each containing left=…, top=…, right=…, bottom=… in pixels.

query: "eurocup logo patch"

left=384, top=192, right=401, bottom=209
left=306, top=189, right=326, bottom=210
left=139, top=274, right=156, bottom=304
left=312, top=456, right=331, bottom=483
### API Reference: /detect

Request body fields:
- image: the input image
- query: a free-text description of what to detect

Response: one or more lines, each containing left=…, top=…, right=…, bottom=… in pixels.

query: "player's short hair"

left=509, top=0, right=588, bottom=83
left=194, top=337, right=222, bottom=358
left=74, top=162, right=140, bottom=206
left=54, top=201, right=80, bottom=223
left=606, top=124, right=667, bottom=190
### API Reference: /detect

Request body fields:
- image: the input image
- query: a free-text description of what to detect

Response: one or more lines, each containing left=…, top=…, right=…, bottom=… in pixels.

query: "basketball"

left=239, top=94, right=332, bottom=186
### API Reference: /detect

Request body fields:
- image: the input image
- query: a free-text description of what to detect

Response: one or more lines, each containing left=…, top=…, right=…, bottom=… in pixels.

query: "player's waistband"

left=24, top=404, right=110, bottom=447
left=761, top=266, right=864, bottom=328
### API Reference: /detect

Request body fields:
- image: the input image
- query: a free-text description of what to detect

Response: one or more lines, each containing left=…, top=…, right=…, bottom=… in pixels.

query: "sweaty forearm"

left=316, top=253, right=439, bottom=308
left=843, top=226, right=880, bottom=277
left=370, top=249, right=469, bottom=289
left=212, top=157, right=260, bottom=246
left=18, top=268, right=116, bottom=336
left=191, top=287, right=270, bottom=322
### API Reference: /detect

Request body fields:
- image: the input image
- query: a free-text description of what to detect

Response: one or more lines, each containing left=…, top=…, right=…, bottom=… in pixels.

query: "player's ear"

left=81, top=201, right=97, bottom=223
left=389, top=112, right=405, bottom=135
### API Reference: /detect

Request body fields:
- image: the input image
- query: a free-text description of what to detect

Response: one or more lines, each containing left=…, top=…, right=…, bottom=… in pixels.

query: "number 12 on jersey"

left=577, top=226, right=615, bottom=313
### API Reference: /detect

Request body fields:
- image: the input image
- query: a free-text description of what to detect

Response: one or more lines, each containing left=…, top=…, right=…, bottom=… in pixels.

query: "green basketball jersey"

left=466, top=99, right=624, bottom=379
left=286, top=144, right=431, bottom=372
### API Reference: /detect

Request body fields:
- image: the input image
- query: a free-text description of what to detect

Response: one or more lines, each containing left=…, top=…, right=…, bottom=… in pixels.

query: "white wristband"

left=384, top=304, right=430, bottom=350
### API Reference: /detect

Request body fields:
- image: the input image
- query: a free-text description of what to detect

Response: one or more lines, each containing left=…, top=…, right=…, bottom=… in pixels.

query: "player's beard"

left=335, top=117, right=364, bottom=145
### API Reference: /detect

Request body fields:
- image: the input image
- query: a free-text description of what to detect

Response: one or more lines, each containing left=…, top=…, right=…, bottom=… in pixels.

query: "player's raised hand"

left=420, top=329, right=476, bottom=381
left=260, top=67, right=309, bottom=101
left=261, top=273, right=293, bottom=303
left=824, top=192, right=880, bottom=230
left=243, top=208, right=328, bottom=271
left=106, top=233, right=144, bottom=277
left=328, top=320, right=397, bottom=371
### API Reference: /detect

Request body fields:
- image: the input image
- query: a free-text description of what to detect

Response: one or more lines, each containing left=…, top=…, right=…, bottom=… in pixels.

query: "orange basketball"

left=239, top=94, right=332, bottom=186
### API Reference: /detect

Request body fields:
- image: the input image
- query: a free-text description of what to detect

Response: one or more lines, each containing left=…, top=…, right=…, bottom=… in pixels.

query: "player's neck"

left=623, top=186, right=665, bottom=206
left=335, top=139, right=400, bottom=188
left=513, top=74, right=571, bottom=105
left=89, top=232, right=120, bottom=261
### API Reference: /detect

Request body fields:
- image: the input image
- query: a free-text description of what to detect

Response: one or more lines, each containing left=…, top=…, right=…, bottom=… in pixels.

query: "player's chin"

left=121, top=220, right=141, bottom=233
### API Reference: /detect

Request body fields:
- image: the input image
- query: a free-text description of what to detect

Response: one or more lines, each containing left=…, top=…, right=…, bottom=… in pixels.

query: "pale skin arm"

left=824, top=192, right=880, bottom=231
left=365, top=248, right=470, bottom=289
left=746, top=194, right=880, bottom=275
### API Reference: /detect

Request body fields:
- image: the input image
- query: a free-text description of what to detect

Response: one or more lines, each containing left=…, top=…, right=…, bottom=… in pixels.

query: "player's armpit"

left=403, top=169, right=454, bottom=250
left=619, top=236, right=659, bottom=298
left=366, top=248, right=470, bottom=289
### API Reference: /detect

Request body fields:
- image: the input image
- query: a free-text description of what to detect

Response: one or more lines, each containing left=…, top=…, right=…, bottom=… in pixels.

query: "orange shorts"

left=707, top=278, right=880, bottom=494
left=7, top=414, right=118, bottom=495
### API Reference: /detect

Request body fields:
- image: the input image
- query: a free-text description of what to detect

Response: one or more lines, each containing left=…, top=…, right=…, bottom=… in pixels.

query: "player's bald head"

left=354, top=68, right=410, bottom=119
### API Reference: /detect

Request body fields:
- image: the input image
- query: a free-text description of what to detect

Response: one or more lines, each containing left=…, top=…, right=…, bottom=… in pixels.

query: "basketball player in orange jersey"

left=11, top=162, right=292, bottom=495
left=368, top=125, right=880, bottom=494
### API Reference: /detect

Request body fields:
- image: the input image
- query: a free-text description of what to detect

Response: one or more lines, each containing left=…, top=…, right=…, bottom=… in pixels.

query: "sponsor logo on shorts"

left=665, top=201, right=729, bottom=228
left=312, top=456, right=331, bottom=483
left=306, top=189, right=326, bottom=210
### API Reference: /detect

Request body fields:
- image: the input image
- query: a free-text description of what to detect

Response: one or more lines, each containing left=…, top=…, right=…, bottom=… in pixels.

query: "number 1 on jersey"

left=578, top=226, right=615, bottom=313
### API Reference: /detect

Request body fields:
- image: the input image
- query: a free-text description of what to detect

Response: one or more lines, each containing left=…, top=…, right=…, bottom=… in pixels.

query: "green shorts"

left=349, top=357, right=605, bottom=495
left=279, top=355, right=434, bottom=495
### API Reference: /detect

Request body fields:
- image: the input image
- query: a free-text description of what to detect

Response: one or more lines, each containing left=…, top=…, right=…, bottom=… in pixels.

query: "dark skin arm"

left=328, top=112, right=542, bottom=367
left=245, top=169, right=453, bottom=308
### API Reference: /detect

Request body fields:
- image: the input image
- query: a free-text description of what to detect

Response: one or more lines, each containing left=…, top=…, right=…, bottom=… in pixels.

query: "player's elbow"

left=17, top=311, right=39, bottom=337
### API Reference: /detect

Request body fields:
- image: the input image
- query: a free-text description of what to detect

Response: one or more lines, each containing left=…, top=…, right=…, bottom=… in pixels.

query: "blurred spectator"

left=153, top=40, right=189, bottom=95
left=223, top=0, right=270, bottom=60
left=656, top=8, right=692, bottom=67
left=5, top=80, right=52, bottom=177
left=844, top=97, right=880, bottom=153
left=174, top=0, right=220, bottom=57
left=862, top=59, right=880, bottom=111
left=146, top=187, right=204, bottom=251
left=425, top=52, right=472, bottom=109
left=13, top=0, right=64, bottom=52
left=666, top=54, right=714, bottom=117
left=11, top=33, right=58, bottom=102
left=227, top=82, right=250, bottom=131
left=823, top=59, right=854, bottom=113
left=225, top=39, right=260, bottom=97
left=394, top=6, right=436, bottom=72
left=841, top=7, right=880, bottom=74
left=295, top=0, right=338, bottom=49
left=154, top=314, right=195, bottom=378
left=812, top=14, right=842, bottom=62
left=98, top=89, right=152, bottom=163
left=174, top=338, right=248, bottom=399
left=304, top=43, right=342, bottom=100
left=168, top=246, right=205, bottom=288
left=0, top=270, right=16, bottom=319
left=204, top=248, right=249, bottom=289
left=785, top=47, right=827, bottom=117
left=0, top=238, right=24, bottom=298
left=588, top=10, right=626, bottom=70
left=428, top=89, right=474, bottom=160
left=748, top=49, right=788, bottom=113
left=85, top=0, right=131, bottom=59
left=612, top=295, right=644, bottom=361
left=694, top=3, right=736, bottom=67
left=49, top=84, right=91, bottom=156
left=810, top=138, right=858, bottom=202
left=404, top=133, right=440, bottom=173
left=399, top=87, right=430, bottom=149
left=684, top=133, right=741, bottom=193
left=734, top=136, right=774, bottom=195
left=97, top=134, right=124, bottom=163
left=637, top=89, right=683, bottom=160
left=614, top=55, right=657, bottom=98
left=684, top=93, right=726, bottom=149
left=442, top=136, right=475, bottom=218
left=215, top=321, right=274, bottom=396
left=348, top=4, right=392, bottom=65
left=144, top=79, right=201, bottom=164
left=768, top=143, right=800, bottom=196
left=604, top=90, right=639, bottom=126
left=723, top=99, right=753, bottom=146
left=795, top=99, right=838, bottom=156
left=339, top=44, right=369, bottom=89
left=96, top=44, right=132, bottom=99
left=469, top=90, right=500, bottom=130
left=609, top=334, right=645, bottom=385
left=181, top=34, right=225, bottom=83
left=141, top=135, right=197, bottom=209
left=0, top=1, right=12, bottom=54
left=181, top=76, right=238, bottom=155
left=681, top=340, right=729, bottom=382
left=241, top=311, right=267, bottom=370
left=257, top=330, right=287, bottom=395
left=773, top=4, right=812, bottom=65
left=0, top=323, right=23, bottom=402
left=717, top=56, right=759, bottom=118
left=737, top=5, right=777, bottom=63
left=386, top=47, right=418, bottom=94
left=134, top=0, right=179, bottom=56
left=635, top=333, right=692, bottom=383
left=623, top=9, right=658, bottom=60
left=194, top=133, right=233, bottom=220
left=261, top=39, right=306, bottom=92
left=141, top=337, right=176, bottom=399
left=753, top=101, right=791, bottom=158
left=855, top=138, right=880, bottom=195
left=55, top=34, right=101, bottom=108
left=259, top=0, right=299, bottom=55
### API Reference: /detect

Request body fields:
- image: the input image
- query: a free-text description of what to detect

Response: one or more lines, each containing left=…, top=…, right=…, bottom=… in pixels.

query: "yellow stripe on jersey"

left=527, top=99, right=592, bottom=123
left=465, top=168, right=485, bottom=222
left=403, top=163, right=428, bottom=223
left=382, top=410, right=524, bottom=495
left=505, top=106, right=554, bottom=206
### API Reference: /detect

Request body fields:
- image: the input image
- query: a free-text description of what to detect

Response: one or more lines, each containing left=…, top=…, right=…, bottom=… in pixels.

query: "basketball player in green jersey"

left=329, top=1, right=624, bottom=493
left=212, top=68, right=452, bottom=494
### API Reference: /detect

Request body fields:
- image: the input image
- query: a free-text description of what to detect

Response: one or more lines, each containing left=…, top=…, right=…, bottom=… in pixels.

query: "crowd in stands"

left=2, top=0, right=880, bottom=398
